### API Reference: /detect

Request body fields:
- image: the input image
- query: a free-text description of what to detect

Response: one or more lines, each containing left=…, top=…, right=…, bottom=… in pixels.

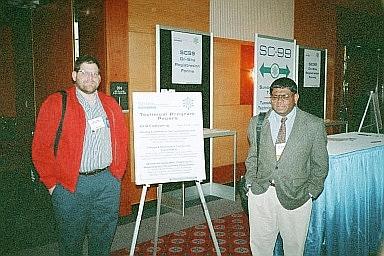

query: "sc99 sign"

left=259, top=45, right=292, bottom=59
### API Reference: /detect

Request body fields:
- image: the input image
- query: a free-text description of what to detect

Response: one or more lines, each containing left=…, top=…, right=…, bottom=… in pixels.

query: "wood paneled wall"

left=105, top=0, right=131, bottom=215
left=76, top=0, right=107, bottom=91
left=125, top=0, right=260, bottom=204
left=128, top=0, right=210, bottom=34
left=240, top=44, right=255, bottom=106
left=32, top=0, right=74, bottom=111
left=212, top=38, right=252, bottom=169
left=294, top=0, right=338, bottom=121
left=126, top=0, right=210, bottom=204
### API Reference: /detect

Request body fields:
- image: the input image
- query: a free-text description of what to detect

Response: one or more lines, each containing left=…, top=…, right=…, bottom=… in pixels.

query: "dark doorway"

left=337, top=7, right=384, bottom=132
left=344, top=44, right=383, bottom=132
left=0, top=2, right=57, bottom=254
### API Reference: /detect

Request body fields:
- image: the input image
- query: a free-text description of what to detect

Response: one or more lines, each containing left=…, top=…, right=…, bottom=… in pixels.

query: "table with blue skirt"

left=274, top=132, right=384, bottom=255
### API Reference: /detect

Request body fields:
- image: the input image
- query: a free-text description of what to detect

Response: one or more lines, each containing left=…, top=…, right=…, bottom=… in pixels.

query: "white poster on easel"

left=254, top=34, right=296, bottom=115
left=132, top=92, right=205, bottom=185
left=171, top=31, right=202, bottom=84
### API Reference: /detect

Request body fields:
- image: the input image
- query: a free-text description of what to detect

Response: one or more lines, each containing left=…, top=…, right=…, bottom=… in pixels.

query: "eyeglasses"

left=269, top=94, right=293, bottom=101
left=77, top=70, right=100, bottom=78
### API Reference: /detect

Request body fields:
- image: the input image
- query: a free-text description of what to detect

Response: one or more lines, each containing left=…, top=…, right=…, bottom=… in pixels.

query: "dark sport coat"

left=245, top=108, right=329, bottom=210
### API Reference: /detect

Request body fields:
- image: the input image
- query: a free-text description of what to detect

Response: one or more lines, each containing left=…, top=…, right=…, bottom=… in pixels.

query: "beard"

left=76, top=81, right=99, bottom=94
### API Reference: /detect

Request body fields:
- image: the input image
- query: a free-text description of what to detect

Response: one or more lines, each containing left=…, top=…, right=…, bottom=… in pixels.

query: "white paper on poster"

left=254, top=34, right=296, bottom=115
left=171, top=31, right=202, bottom=84
left=303, top=49, right=321, bottom=88
left=132, top=92, right=205, bottom=185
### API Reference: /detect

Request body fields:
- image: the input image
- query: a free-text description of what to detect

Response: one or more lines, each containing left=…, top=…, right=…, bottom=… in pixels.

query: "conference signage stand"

left=129, top=181, right=222, bottom=256
left=131, top=92, right=221, bottom=255
left=358, top=91, right=382, bottom=133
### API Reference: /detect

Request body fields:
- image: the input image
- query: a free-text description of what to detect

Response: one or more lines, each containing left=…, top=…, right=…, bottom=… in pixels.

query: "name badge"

left=88, top=116, right=105, bottom=132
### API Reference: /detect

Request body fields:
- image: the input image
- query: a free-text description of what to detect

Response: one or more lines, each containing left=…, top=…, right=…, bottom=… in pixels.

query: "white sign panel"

left=254, top=34, right=296, bottom=115
left=303, top=49, right=321, bottom=88
left=171, top=31, right=202, bottom=84
left=132, top=92, right=205, bottom=185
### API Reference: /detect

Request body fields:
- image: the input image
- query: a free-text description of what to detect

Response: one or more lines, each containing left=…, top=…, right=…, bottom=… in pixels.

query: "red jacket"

left=32, top=86, right=128, bottom=192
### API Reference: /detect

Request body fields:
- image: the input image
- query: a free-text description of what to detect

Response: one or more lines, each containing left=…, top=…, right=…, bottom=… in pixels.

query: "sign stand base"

left=358, top=91, right=382, bottom=133
left=129, top=184, right=150, bottom=256
left=129, top=182, right=222, bottom=256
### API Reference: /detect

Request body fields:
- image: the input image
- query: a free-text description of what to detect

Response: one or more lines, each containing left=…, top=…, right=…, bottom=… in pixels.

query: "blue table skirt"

left=274, top=145, right=384, bottom=255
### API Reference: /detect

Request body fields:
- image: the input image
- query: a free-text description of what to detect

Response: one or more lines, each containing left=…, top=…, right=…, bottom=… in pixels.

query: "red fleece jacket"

left=32, top=86, right=128, bottom=192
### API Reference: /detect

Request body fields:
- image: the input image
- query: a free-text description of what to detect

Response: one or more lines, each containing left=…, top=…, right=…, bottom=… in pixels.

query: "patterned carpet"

left=111, top=212, right=251, bottom=256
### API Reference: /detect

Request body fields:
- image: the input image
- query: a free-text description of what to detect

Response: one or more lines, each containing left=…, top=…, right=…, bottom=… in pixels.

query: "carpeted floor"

left=5, top=194, right=244, bottom=256
left=111, top=212, right=250, bottom=256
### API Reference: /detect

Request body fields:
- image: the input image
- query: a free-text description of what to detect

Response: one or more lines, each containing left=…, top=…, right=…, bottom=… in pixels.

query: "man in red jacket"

left=32, top=55, right=128, bottom=256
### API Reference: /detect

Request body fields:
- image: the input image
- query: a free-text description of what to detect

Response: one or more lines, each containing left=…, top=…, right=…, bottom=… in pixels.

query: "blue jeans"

left=51, top=170, right=121, bottom=256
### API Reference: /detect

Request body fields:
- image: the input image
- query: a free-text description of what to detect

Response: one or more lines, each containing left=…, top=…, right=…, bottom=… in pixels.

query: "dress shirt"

left=76, top=88, right=112, bottom=172
left=268, top=106, right=297, bottom=145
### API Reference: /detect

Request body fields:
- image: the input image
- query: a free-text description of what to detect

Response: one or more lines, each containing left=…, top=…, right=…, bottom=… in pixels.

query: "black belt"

left=79, top=167, right=108, bottom=176
left=269, top=180, right=275, bottom=187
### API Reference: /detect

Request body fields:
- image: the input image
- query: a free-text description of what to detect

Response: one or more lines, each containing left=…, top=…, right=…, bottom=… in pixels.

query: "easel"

left=129, top=181, right=222, bottom=256
left=131, top=92, right=217, bottom=255
left=358, top=91, right=383, bottom=133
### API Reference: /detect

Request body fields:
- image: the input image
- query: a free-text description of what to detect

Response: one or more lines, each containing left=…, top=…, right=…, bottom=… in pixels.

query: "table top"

left=327, top=132, right=384, bottom=156
left=203, top=128, right=236, bottom=138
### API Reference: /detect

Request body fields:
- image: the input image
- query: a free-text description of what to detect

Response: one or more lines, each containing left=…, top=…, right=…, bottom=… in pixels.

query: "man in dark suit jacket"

left=245, top=77, right=329, bottom=255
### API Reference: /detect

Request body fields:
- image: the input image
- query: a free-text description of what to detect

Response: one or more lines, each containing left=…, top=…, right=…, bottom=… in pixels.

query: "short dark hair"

left=269, top=77, right=298, bottom=94
left=74, top=55, right=100, bottom=72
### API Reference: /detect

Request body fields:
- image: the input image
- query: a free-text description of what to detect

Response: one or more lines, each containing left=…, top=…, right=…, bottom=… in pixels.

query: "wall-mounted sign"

left=171, top=31, right=202, bottom=84
left=297, top=46, right=327, bottom=118
left=110, top=82, right=128, bottom=112
left=303, top=49, right=321, bottom=88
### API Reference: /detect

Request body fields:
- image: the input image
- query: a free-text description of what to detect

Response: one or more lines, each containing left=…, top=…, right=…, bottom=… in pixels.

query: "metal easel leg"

left=129, top=184, right=149, bottom=256
left=152, top=184, right=162, bottom=256
left=195, top=181, right=222, bottom=256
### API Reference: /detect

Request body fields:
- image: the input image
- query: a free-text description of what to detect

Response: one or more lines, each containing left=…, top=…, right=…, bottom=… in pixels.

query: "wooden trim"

left=105, top=0, right=131, bottom=216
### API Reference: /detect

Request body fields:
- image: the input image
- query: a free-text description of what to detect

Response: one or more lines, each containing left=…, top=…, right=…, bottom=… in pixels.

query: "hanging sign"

left=171, top=31, right=202, bottom=84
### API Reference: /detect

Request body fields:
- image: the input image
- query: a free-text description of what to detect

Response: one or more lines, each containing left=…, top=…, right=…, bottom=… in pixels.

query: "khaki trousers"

left=248, top=186, right=312, bottom=256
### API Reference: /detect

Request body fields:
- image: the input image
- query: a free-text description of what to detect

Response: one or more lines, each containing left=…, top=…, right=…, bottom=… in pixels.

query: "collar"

left=270, top=106, right=297, bottom=122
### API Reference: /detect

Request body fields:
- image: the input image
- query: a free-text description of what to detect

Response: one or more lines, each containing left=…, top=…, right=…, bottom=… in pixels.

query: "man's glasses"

left=269, top=94, right=293, bottom=101
left=77, top=70, right=99, bottom=78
